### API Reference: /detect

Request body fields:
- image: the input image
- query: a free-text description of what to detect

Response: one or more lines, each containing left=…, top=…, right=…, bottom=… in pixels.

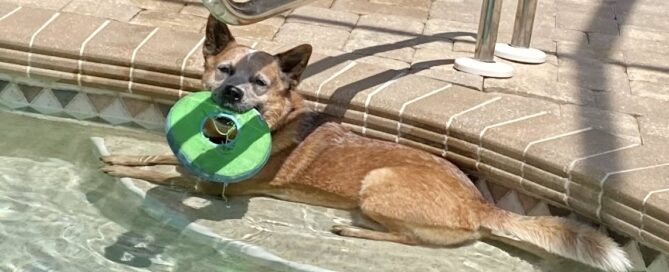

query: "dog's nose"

left=221, top=86, right=243, bottom=102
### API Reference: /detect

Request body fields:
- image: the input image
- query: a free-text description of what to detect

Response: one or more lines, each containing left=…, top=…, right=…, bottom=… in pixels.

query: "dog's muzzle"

left=221, top=85, right=243, bottom=103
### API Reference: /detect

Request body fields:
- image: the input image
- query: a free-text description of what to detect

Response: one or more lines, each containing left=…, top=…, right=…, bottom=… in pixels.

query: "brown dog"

left=101, top=15, right=631, bottom=272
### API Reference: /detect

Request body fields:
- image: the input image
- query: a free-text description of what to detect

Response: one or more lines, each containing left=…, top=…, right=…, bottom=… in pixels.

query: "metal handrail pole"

left=474, top=0, right=504, bottom=62
left=454, top=0, right=513, bottom=78
left=510, top=0, right=538, bottom=48
left=494, top=0, right=546, bottom=64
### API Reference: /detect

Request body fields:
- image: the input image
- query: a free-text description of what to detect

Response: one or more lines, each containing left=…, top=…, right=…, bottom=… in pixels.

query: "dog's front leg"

left=101, top=165, right=234, bottom=196
left=101, top=154, right=178, bottom=166
left=100, top=165, right=187, bottom=184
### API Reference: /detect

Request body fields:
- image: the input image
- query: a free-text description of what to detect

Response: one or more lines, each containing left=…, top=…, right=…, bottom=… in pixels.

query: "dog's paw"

left=100, top=165, right=132, bottom=177
left=100, top=155, right=119, bottom=165
left=330, top=224, right=352, bottom=236
left=101, top=155, right=144, bottom=166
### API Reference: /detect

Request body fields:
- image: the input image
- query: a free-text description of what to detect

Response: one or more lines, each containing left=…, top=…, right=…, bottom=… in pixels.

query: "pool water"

left=0, top=110, right=283, bottom=272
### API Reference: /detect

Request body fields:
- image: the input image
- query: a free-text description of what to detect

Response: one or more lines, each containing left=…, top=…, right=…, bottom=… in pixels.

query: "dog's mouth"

left=222, top=101, right=262, bottom=114
left=209, top=89, right=263, bottom=113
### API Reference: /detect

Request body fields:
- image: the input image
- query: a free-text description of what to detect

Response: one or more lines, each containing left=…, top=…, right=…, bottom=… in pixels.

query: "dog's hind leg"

left=345, top=167, right=485, bottom=247
left=101, top=154, right=178, bottom=166
left=331, top=224, right=417, bottom=245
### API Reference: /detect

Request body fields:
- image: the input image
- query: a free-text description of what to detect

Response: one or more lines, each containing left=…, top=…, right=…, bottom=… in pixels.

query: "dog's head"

left=202, top=15, right=312, bottom=130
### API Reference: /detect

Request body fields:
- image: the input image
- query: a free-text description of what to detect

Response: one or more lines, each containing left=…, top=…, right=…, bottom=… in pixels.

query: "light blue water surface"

left=0, top=110, right=282, bottom=272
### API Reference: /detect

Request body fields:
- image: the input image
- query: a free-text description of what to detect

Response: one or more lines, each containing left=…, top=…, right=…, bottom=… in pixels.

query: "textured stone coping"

left=2, top=4, right=669, bottom=255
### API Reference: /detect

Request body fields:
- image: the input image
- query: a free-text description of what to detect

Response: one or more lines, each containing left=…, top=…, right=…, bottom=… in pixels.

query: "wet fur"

left=101, top=15, right=631, bottom=272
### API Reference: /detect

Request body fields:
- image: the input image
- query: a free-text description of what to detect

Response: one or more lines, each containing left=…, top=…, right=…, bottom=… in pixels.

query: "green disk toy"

left=165, top=91, right=271, bottom=183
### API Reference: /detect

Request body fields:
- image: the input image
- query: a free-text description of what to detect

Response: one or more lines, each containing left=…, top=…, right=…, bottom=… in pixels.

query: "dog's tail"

left=481, top=208, right=631, bottom=272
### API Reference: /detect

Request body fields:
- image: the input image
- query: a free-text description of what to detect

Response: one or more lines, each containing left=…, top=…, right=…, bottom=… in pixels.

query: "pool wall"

left=0, top=73, right=172, bottom=131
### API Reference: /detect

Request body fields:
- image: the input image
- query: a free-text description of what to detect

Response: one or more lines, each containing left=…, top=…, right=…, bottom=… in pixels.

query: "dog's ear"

left=275, top=44, right=312, bottom=87
left=203, top=15, right=237, bottom=58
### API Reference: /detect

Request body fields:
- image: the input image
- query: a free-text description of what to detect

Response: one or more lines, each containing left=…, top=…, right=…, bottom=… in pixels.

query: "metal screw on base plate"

left=495, top=43, right=546, bottom=64
left=454, top=58, right=514, bottom=78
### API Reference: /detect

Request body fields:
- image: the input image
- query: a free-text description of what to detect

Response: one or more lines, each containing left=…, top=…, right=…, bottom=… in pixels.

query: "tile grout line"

left=178, top=36, right=205, bottom=97
left=26, top=12, right=61, bottom=79
left=564, top=143, right=640, bottom=208
left=639, top=189, right=669, bottom=243
left=475, top=111, right=549, bottom=170
left=127, top=27, right=159, bottom=93
left=395, top=83, right=451, bottom=143
left=0, top=6, right=21, bottom=22
left=516, top=127, right=593, bottom=202
left=361, top=72, right=405, bottom=136
left=78, top=20, right=111, bottom=87
left=314, top=61, right=356, bottom=112
left=596, top=162, right=669, bottom=221
left=441, top=97, right=501, bottom=157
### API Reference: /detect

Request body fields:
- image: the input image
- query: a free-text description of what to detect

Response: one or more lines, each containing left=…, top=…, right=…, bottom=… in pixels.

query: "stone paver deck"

left=1, top=0, right=669, bottom=270
left=7, top=0, right=663, bottom=139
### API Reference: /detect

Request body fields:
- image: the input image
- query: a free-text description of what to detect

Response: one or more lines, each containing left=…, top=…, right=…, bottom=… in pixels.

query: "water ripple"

left=0, top=156, right=268, bottom=272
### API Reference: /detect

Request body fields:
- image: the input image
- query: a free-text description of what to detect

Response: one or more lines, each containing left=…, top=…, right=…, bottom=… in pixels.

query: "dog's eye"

left=253, top=78, right=267, bottom=87
left=218, top=66, right=232, bottom=75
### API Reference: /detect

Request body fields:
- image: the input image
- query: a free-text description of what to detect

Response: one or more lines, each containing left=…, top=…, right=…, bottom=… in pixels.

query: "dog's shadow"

left=100, top=176, right=251, bottom=268
left=143, top=180, right=250, bottom=222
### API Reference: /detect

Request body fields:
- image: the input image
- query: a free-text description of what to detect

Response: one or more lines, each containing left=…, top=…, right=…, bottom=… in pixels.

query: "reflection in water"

left=0, top=156, right=256, bottom=271
left=104, top=231, right=164, bottom=268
